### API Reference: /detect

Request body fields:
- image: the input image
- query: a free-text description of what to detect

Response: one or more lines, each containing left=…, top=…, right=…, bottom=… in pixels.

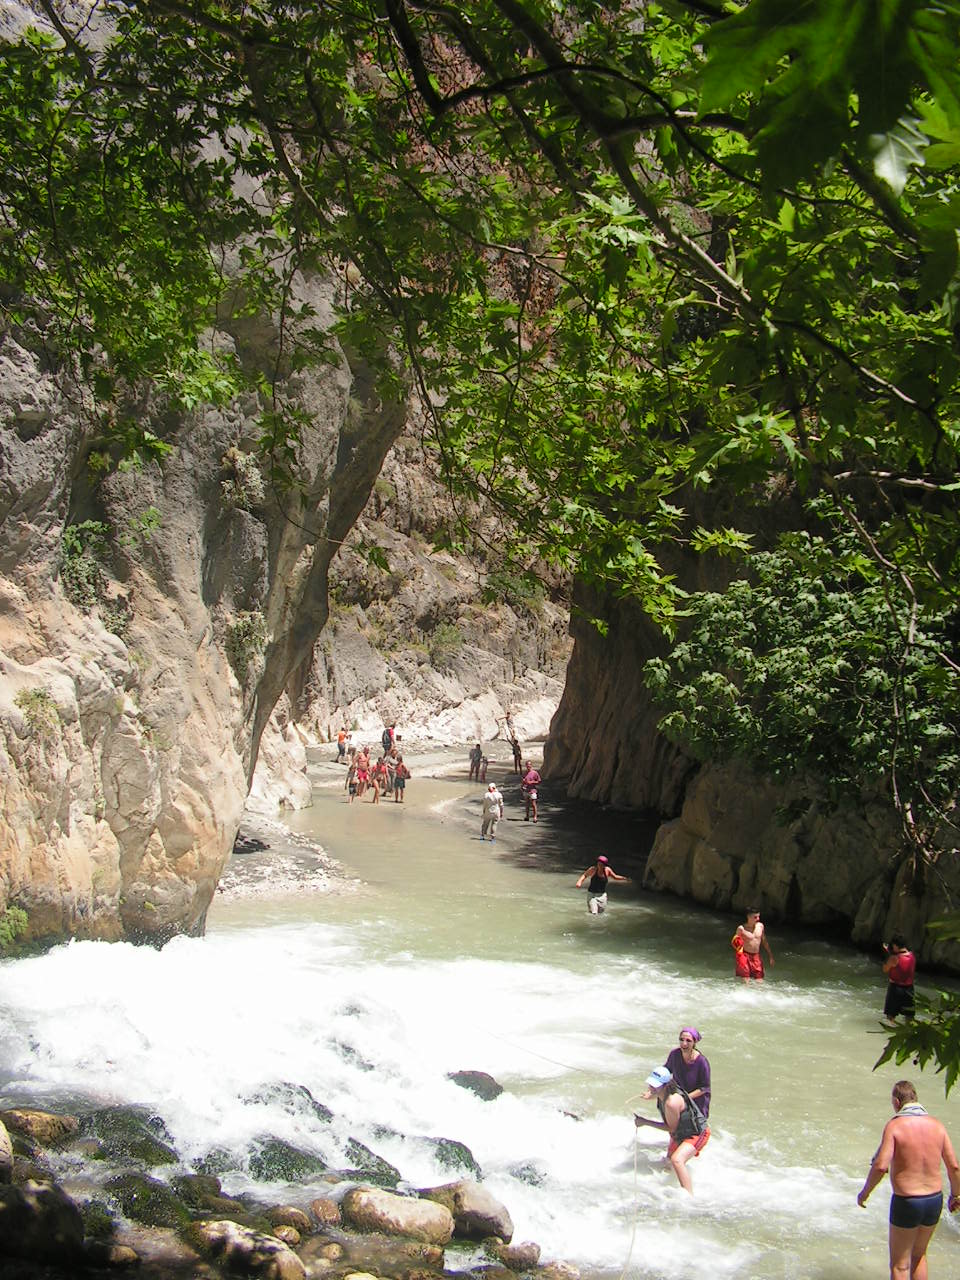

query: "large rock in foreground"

left=341, top=1186, right=454, bottom=1245
left=0, top=1179, right=85, bottom=1263
left=420, top=1179, right=514, bottom=1242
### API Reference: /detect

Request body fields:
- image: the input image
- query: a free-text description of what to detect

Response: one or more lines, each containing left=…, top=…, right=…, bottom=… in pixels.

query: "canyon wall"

left=545, top=588, right=960, bottom=968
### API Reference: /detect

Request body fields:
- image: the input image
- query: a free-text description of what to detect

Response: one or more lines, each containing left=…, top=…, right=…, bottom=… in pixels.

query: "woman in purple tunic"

left=664, top=1027, right=711, bottom=1118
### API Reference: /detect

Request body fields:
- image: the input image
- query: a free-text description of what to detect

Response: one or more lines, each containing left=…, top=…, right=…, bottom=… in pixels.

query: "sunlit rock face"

left=0, top=256, right=406, bottom=943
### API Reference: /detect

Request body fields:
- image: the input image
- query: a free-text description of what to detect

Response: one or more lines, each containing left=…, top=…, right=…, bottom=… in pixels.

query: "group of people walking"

left=338, top=725, right=410, bottom=804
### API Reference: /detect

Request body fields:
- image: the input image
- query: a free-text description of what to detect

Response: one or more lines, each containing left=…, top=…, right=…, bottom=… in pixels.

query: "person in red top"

left=883, top=934, right=916, bottom=1021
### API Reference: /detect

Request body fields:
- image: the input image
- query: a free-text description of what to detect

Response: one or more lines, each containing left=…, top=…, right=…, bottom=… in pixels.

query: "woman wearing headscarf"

left=663, top=1027, right=711, bottom=1117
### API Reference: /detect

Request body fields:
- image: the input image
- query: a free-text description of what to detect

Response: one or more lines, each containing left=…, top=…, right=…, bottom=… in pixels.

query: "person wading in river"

left=734, top=907, right=774, bottom=980
left=574, top=855, right=629, bottom=914
left=641, top=1028, right=711, bottom=1117
left=882, top=934, right=916, bottom=1022
left=634, top=1066, right=710, bottom=1195
left=857, top=1080, right=960, bottom=1280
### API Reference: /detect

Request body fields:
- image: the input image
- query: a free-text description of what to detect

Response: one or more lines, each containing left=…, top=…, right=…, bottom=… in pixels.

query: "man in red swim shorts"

left=734, top=908, right=774, bottom=980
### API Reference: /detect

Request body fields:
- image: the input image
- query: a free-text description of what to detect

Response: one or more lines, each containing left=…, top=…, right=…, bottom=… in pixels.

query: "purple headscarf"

left=680, top=1027, right=701, bottom=1042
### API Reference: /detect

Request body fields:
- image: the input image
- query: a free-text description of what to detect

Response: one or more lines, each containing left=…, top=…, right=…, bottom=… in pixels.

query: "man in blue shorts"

left=857, top=1080, right=960, bottom=1280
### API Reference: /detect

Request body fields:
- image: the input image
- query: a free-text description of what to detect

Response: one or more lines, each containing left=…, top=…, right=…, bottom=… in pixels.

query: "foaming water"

left=3, top=755, right=960, bottom=1279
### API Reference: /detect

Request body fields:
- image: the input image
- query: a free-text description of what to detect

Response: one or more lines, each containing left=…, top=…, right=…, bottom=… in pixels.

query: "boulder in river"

left=248, top=1136, right=330, bottom=1182
left=341, top=1185, right=454, bottom=1244
left=420, top=1179, right=513, bottom=1242
left=0, top=1108, right=80, bottom=1146
left=79, top=1105, right=179, bottom=1167
left=105, top=1172, right=192, bottom=1228
left=446, top=1070, right=503, bottom=1100
left=192, top=1218, right=306, bottom=1279
left=0, top=1179, right=85, bottom=1263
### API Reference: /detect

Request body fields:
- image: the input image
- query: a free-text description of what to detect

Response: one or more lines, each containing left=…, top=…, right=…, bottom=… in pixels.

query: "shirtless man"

left=735, top=907, right=774, bottom=980
left=857, top=1080, right=960, bottom=1280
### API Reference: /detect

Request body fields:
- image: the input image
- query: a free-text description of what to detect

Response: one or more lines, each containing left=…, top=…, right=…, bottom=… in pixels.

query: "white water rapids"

left=2, top=749, right=959, bottom=1279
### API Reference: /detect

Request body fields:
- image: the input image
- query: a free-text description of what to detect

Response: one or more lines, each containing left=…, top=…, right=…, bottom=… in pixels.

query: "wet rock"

left=536, top=1264, right=580, bottom=1280
left=273, top=1223, right=301, bottom=1247
left=170, top=1172, right=249, bottom=1218
left=248, top=1137, right=329, bottom=1182
left=82, top=1239, right=141, bottom=1268
left=79, top=1196, right=118, bottom=1239
left=105, top=1173, right=192, bottom=1228
left=342, top=1137, right=402, bottom=1187
left=419, top=1180, right=513, bottom=1243
left=494, top=1241, right=541, bottom=1271
left=446, top=1071, right=503, bottom=1101
left=243, top=1081, right=334, bottom=1124
left=80, top=1106, right=179, bottom=1167
left=310, top=1196, right=341, bottom=1226
left=299, top=1239, right=344, bottom=1263
left=234, top=832, right=269, bottom=854
left=0, top=1179, right=85, bottom=1263
left=341, top=1186, right=454, bottom=1245
left=13, top=1157, right=54, bottom=1184
left=0, top=1108, right=80, bottom=1146
left=424, top=1136, right=482, bottom=1179
left=331, top=1233, right=445, bottom=1277
left=268, top=1204, right=312, bottom=1233
left=192, top=1219, right=306, bottom=1279
left=506, top=1161, right=546, bottom=1187
left=0, top=1120, right=11, bottom=1185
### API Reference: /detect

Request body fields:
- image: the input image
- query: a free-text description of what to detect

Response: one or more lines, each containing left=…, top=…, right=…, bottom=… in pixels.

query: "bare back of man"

left=858, top=1083, right=960, bottom=1280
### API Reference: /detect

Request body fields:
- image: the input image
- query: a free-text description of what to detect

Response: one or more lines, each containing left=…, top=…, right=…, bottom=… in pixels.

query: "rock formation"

left=545, top=587, right=960, bottom=968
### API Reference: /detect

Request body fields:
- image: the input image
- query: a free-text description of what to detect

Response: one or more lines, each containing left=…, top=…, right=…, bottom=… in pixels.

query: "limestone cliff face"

left=283, top=434, right=570, bottom=757
left=1, top=297, right=570, bottom=943
left=0, top=267, right=406, bottom=943
left=545, top=590, right=960, bottom=967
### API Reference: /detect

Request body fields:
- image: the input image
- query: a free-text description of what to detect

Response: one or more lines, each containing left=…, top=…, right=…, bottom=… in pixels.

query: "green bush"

left=225, top=612, right=267, bottom=683
left=14, top=687, right=60, bottom=740
left=60, top=520, right=110, bottom=610
left=220, top=447, right=266, bottom=511
left=428, top=621, right=463, bottom=670
left=0, top=905, right=28, bottom=951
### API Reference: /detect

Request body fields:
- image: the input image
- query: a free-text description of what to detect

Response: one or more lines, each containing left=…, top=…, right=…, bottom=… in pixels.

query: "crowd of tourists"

left=336, top=724, right=410, bottom=804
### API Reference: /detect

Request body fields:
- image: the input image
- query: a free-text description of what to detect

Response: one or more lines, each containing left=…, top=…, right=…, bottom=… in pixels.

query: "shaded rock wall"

left=545, top=590, right=960, bottom=968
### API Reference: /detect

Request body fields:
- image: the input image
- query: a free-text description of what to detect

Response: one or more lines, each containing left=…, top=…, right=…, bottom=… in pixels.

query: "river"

left=2, top=746, right=959, bottom=1279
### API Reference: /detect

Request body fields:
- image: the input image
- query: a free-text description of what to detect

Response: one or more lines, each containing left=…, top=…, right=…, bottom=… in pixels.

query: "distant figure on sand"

left=469, top=743, right=483, bottom=782
left=393, top=756, right=409, bottom=802
left=521, top=762, right=541, bottom=822
left=575, top=855, right=629, bottom=914
left=734, top=908, right=774, bottom=980
left=511, top=734, right=523, bottom=773
left=481, top=782, right=504, bottom=841
left=336, top=727, right=349, bottom=762
left=857, top=1080, right=960, bottom=1280
left=634, top=1065, right=710, bottom=1195
left=882, top=934, right=916, bottom=1022
left=642, top=1028, right=711, bottom=1117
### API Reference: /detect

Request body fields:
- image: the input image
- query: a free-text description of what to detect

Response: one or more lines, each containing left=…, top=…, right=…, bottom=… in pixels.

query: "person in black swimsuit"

left=575, top=855, right=630, bottom=914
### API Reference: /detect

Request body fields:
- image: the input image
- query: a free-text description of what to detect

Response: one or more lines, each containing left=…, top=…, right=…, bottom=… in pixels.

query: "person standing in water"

left=634, top=1066, right=710, bottom=1195
left=882, top=934, right=916, bottom=1022
left=481, top=782, right=504, bottom=840
left=521, top=761, right=541, bottom=822
left=857, top=1080, right=960, bottom=1280
left=641, top=1028, right=711, bottom=1117
left=575, top=855, right=629, bottom=914
left=734, top=907, right=774, bottom=980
